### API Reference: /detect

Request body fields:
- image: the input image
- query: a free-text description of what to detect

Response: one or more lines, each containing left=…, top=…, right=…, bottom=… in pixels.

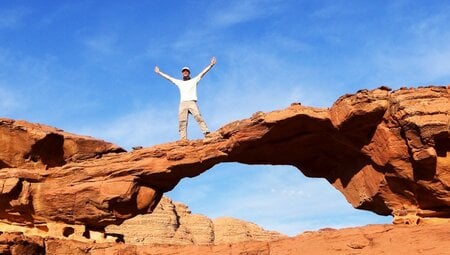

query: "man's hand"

left=154, top=66, right=160, bottom=73
left=210, top=57, right=217, bottom=66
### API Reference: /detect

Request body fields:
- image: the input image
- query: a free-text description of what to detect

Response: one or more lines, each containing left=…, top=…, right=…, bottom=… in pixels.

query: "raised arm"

left=154, top=66, right=176, bottom=83
left=197, top=57, right=217, bottom=79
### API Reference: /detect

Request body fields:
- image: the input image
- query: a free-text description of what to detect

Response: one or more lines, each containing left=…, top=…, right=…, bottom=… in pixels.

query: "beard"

left=183, top=76, right=191, bottom=81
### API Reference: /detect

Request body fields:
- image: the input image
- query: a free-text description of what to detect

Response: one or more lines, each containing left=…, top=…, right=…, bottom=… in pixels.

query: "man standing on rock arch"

left=154, top=57, right=216, bottom=140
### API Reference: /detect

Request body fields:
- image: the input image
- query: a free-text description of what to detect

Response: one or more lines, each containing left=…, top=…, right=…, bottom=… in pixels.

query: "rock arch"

left=0, top=86, right=448, bottom=236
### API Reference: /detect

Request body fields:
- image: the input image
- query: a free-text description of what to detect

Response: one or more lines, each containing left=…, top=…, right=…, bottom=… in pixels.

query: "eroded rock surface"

left=0, top=86, right=448, bottom=239
left=1, top=222, right=449, bottom=255
left=105, top=196, right=284, bottom=245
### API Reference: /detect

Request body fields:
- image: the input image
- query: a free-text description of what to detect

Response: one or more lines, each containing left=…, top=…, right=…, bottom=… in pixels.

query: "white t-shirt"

left=166, top=75, right=203, bottom=102
left=158, top=64, right=213, bottom=102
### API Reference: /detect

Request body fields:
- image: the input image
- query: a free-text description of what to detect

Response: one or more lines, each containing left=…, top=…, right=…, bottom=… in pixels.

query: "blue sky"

left=1, top=1, right=449, bottom=236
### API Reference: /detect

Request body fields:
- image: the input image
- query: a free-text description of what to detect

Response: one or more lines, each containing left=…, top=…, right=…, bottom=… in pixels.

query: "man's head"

left=181, top=67, right=191, bottom=80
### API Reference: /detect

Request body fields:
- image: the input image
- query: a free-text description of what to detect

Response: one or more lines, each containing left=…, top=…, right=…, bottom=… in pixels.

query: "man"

left=154, top=57, right=216, bottom=140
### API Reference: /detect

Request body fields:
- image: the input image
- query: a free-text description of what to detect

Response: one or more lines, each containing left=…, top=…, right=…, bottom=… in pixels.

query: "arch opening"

left=167, top=163, right=392, bottom=236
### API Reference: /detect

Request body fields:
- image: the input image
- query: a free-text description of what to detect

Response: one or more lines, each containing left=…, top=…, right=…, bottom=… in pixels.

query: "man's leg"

left=188, top=101, right=209, bottom=135
left=178, top=101, right=189, bottom=140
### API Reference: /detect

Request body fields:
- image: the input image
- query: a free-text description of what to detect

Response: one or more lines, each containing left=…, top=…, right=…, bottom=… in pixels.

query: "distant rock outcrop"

left=105, top=196, right=284, bottom=245
left=0, top=85, right=448, bottom=244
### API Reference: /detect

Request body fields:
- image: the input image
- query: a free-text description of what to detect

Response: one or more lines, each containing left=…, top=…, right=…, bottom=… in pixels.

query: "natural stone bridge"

left=0, top=85, right=448, bottom=242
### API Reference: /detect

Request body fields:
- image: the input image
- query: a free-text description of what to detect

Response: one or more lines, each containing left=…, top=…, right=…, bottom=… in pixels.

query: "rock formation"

left=1, top=222, right=449, bottom=255
left=0, top=85, right=448, bottom=244
left=105, top=196, right=284, bottom=245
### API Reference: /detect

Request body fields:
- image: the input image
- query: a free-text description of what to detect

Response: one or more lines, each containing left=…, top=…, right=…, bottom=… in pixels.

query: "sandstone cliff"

left=0, top=86, right=449, bottom=250
left=105, top=196, right=284, bottom=245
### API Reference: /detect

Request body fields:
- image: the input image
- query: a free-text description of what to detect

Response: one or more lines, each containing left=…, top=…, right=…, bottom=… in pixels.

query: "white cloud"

left=368, top=33, right=450, bottom=85
left=171, top=30, right=212, bottom=52
left=82, top=33, right=119, bottom=55
left=270, top=34, right=313, bottom=53
left=361, top=3, right=450, bottom=87
left=0, top=7, right=30, bottom=29
left=409, top=6, right=450, bottom=38
left=210, top=0, right=282, bottom=27
left=407, top=11, right=450, bottom=80
left=76, top=104, right=179, bottom=150
left=37, top=3, right=77, bottom=27
left=196, top=41, right=330, bottom=131
left=164, top=0, right=286, bottom=54
left=0, top=48, right=57, bottom=119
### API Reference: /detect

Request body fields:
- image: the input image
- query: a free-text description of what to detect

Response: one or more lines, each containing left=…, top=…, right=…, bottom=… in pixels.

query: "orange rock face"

left=0, top=119, right=124, bottom=169
left=0, top=119, right=125, bottom=230
left=1, top=222, right=449, bottom=255
left=0, top=86, right=448, bottom=244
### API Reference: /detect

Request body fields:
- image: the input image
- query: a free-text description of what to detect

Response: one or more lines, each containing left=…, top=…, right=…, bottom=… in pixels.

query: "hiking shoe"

left=178, top=139, right=189, bottom=145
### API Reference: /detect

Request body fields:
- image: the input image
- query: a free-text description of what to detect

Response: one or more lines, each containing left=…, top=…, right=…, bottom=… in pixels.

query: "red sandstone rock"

left=1, top=222, right=449, bottom=254
left=0, top=86, right=448, bottom=243
left=0, top=118, right=124, bottom=169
